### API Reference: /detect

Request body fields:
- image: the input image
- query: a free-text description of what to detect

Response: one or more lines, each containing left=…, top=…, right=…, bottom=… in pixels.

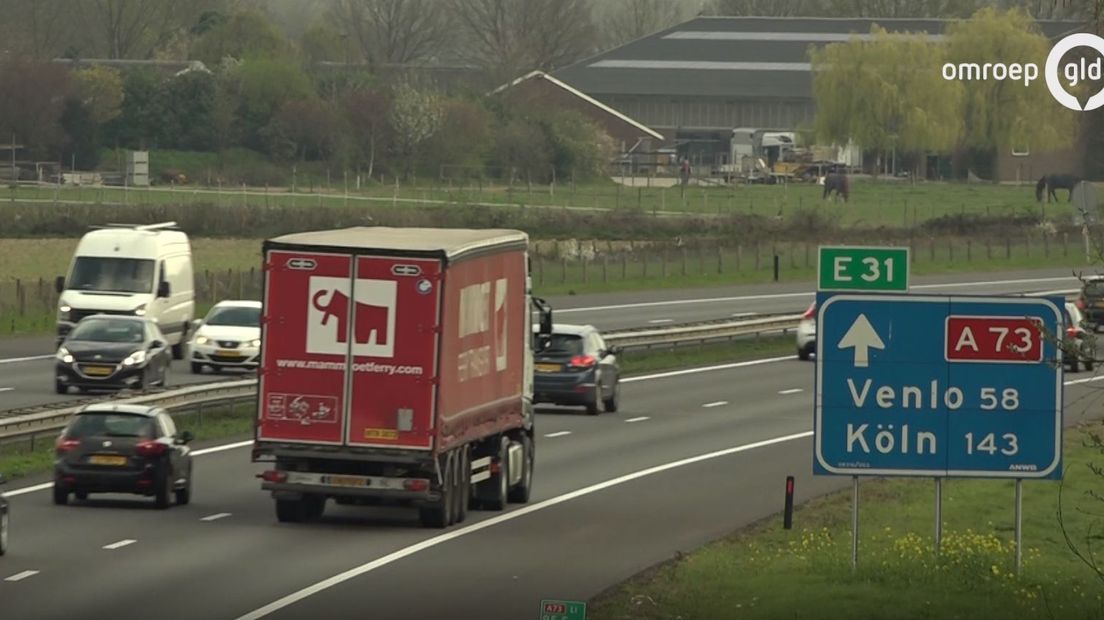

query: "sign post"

left=818, top=246, right=910, bottom=292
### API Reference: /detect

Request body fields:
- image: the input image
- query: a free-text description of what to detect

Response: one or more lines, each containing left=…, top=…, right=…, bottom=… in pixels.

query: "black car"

left=1077, top=276, right=1104, bottom=329
left=533, top=324, right=621, bottom=415
left=53, top=404, right=194, bottom=509
left=55, top=315, right=173, bottom=394
left=0, top=473, right=8, bottom=556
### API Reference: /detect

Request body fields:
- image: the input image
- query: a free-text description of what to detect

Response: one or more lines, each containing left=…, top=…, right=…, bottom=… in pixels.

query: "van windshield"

left=69, top=257, right=155, bottom=294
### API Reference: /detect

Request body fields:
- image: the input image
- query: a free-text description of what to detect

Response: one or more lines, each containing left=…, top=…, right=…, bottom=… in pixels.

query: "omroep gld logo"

left=941, top=32, right=1104, bottom=111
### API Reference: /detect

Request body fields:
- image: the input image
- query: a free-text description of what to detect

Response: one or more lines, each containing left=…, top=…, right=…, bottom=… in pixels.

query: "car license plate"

left=83, top=365, right=113, bottom=376
left=323, top=475, right=367, bottom=488
left=216, top=349, right=243, bottom=358
left=535, top=363, right=560, bottom=373
left=89, top=455, right=127, bottom=466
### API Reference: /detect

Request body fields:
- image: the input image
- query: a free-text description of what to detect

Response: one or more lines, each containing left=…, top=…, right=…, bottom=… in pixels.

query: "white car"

left=796, top=302, right=816, bottom=360
left=189, top=301, right=262, bottom=373
left=1064, top=301, right=1096, bottom=373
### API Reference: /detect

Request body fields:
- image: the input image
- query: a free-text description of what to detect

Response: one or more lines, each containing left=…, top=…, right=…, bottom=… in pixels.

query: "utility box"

left=126, top=150, right=149, bottom=187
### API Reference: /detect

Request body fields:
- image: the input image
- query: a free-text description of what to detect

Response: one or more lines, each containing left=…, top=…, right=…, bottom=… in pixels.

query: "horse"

left=822, top=173, right=849, bottom=202
left=1035, top=173, right=1081, bottom=203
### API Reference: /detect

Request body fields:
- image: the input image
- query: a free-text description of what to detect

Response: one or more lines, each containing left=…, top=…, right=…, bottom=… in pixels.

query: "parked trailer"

left=252, top=227, right=552, bottom=528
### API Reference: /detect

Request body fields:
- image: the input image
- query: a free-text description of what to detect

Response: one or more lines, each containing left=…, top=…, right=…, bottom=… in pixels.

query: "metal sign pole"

left=851, top=476, right=859, bottom=572
left=1014, top=479, right=1023, bottom=575
left=934, top=477, right=943, bottom=556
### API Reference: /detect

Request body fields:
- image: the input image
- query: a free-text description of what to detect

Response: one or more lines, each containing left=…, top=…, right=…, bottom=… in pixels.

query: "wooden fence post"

left=561, top=258, right=567, bottom=284
left=621, top=255, right=627, bottom=280
left=681, top=249, right=687, bottom=277
left=717, top=247, right=724, bottom=274
left=582, top=257, right=588, bottom=284
left=1006, top=237, right=1011, bottom=260
left=603, top=257, right=608, bottom=284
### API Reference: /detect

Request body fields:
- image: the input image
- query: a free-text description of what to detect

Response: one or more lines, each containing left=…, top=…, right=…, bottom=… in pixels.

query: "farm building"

left=554, top=16, right=1089, bottom=182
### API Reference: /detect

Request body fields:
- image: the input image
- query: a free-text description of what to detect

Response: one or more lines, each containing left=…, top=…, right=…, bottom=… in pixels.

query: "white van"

left=55, top=222, right=196, bottom=359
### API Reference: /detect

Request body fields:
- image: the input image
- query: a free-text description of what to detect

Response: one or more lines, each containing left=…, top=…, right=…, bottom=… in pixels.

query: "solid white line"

left=4, top=570, right=40, bottom=582
left=200, top=512, right=232, bottom=522
left=0, top=387, right=12, bottom=393
left=623, top=355, right=792, bottom=383
left=234, top=430, right=814, bottom=620
left=544, top=431, right=572, bottom=438
left=647, top=319, right=673, bottom=324
left=193, top=440, right=254, bottom=456
left=624, top=416, right=650, bottom=423
left=103, top=539, right=137, bottom=550
left=0, top=354, right=52, bottom=365
left=779, top=388, right=804, bottom=395
left=1064, top=374, right=1104, bottom=386
left=554, top=276, right=1075, bottom=314
left=731, top=312, right=757, bottom=317
left=702, top=401, right=728, bottom=408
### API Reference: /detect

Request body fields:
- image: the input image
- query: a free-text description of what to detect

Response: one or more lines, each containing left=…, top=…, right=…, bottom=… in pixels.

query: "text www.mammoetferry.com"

left=275, top=359, right=425, bottom=375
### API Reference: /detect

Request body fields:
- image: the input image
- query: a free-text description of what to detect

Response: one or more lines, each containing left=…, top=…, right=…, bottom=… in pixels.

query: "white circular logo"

left=416, top=279, right=433, bottom=295
left=1045, top=32, right=1104, bottom=111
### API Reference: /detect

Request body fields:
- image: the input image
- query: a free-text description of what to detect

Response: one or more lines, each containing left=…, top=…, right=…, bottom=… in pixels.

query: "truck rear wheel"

left=419, top=454, right=455, bottom=529
left=481, top=438, right=510, bottom=511
left=507, top=434, right=534, bottom=504
left=305, top=495, right=326, bottom=521
left=275, top=498, right=307, bottom=523
left=454, top=447, right=470, bottom=524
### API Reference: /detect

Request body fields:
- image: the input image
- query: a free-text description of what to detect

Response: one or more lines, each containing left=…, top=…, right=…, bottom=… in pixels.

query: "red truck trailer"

left=252, top=227, right=552, bottom=528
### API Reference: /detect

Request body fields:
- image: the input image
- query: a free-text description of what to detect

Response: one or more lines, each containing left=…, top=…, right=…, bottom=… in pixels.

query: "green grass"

left=619, top=336, right=794, bottom=376
left=0, top=405, right=253, bottom=481
left=588, top=423, right=1104, bottom=620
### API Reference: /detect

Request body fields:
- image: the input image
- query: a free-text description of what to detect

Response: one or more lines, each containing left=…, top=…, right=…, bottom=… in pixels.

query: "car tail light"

left=1077, top=297, right=1087, bottom=310
left=135, top=440, right=168, bottom=457
left=802, top=304, right=817, bottom=320
left=569, top=355, right=597, bottom=369
left=1067, top=327, right=1079, bottom=338
left=403, top=479, right=429, bottom=492
left=55, top=438, right=80, bottom=455
left=260, top=470, right=287, bottom=483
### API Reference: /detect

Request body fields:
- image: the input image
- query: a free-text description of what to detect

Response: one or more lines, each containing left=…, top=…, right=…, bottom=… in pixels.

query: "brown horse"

left=1036, top=174, right=1081, bottom=203
left=823, top=173, right=849, bottom=202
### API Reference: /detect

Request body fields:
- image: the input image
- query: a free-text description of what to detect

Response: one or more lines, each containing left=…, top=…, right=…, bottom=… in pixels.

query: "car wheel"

left=160, top=363, right=171, bottom=388
left=55, top=380, right=67, bottom=395
left=154, top=471, right=171, bottom=509
left=74, top=490, right=88, bottom=501
left=1069, top=357, right=1080, bottom=373
left=0, top=509, right=7, bottom=556
left=171, top=339, right=186, bottom=361
left=585, top=383, right=601, bottom=415
left=602, top=381, right=620, bottom=413
left=175, top=468, right=192, bottom=506
left=191, top=363, right=203, bottom=374
left=52, top=482, right=69, bottom=506
left=798, top=346, right=811, bottom=361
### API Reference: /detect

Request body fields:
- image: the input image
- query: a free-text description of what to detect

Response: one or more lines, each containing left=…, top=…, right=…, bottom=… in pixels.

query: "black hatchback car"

left=54, top=404, right=194, bottom=509
left=533, top=324, right=621, bottom=415
left=55, top=315, right=173, bottom=394
left=1077, top=275, right=1104, bottom=329
left=0, top=473, right=8, bottom=556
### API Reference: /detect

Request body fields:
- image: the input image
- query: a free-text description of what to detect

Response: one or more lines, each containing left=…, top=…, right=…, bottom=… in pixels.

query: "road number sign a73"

left=818, top=246, right=910, bottom=292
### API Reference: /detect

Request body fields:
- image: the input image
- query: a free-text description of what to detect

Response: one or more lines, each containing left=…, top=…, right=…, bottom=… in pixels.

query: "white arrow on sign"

left=838, top=313, right=884, bottom=368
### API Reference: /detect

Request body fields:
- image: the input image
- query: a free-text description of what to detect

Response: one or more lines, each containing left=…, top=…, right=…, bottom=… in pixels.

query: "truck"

left=252, top=227, right=552, bottom=528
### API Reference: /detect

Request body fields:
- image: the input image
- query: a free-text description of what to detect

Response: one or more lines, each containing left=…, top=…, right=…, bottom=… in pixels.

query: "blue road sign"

left=814, top=293, right=1064, bottom=479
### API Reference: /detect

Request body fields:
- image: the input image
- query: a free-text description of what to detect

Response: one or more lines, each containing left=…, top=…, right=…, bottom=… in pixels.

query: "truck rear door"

left=258, top=250, right=352, bottom=445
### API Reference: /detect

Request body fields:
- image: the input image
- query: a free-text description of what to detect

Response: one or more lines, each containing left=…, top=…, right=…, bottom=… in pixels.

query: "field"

left=6, top=176, right=1095, bottom=229
left=589, top=422, right=1104, bottom=620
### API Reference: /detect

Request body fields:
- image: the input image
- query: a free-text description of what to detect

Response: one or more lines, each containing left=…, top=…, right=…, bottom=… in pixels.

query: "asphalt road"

left=1, top=357, right=1102, bottom=620
left=0, top=267, right=1084, bottom=412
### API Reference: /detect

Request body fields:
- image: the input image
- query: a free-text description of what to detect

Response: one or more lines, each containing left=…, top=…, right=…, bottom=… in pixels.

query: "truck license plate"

left=323, top=475, right=367, bottom=488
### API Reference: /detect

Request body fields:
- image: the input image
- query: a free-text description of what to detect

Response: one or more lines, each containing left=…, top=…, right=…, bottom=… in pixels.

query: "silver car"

left=796, top=302, right=816, bottom=360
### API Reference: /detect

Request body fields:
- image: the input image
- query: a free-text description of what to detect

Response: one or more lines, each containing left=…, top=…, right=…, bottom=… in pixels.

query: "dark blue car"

left=532, top=324, right=621, bottom=415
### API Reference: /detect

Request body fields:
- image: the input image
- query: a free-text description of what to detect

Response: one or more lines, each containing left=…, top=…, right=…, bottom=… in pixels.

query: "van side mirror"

left=157, top=281, right=171, bottom=298
left=55, top=276, right=65, bottom=293
left=175, top=431, right=194, bottom=445
left=532, top=297, right=553, bottom=335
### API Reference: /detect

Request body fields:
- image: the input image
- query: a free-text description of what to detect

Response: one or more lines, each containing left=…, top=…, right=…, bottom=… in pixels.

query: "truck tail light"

left=1077, top=297, right=1087, bottom=310
left=404, top=479, right=429, bottom=492
left=569, top=355, right=597, bottom=369
left=260, top=470, right=288, bottom=483
left=56, top=438, right=80, bottom=455
left=802, top=303, right=817, bottom=320
left=136, top=440, right=167, bottom=457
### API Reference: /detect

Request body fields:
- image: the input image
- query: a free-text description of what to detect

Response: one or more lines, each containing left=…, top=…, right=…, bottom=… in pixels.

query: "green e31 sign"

left=818, top=246, right=910, bottom=292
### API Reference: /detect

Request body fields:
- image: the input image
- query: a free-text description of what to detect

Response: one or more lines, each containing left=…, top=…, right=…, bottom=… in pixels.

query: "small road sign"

left=814, top=293, right=1063, bottom=479
left=818, top=246, right=910, bottom=292
left=540, top=600, right=587, bottom=620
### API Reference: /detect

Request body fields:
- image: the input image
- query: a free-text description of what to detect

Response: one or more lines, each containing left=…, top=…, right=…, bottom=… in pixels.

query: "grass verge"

left=619, top=336, right=794, bottom=376
left=588, top=423, right=1104, bottom=620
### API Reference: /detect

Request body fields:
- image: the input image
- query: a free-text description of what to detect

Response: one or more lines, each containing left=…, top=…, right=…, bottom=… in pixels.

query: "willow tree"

left=944, top=8, right=1077, bottom=178
left=810, top=25, right=963, bottom=176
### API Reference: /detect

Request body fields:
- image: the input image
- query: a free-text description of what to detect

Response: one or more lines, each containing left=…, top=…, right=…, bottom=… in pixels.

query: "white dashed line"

left=4, top=570, right=40, bottom=582
left=0, top=355, right=52, bottom=365
left=624, top=416, right=650, bottom=423
left=544, top=431, right=572, bottom=438
left=200, top=512, right=232, bottom=522
left=702, top=401, right=728, bottom=408
left=0, top=387, right=12, bottom=393
left=647, top=319, right=673, bottom=324
left=731, top=312, right=756, bottom=317
left=779, top=388, right=804, bottom=395
left=103, top=539, right=137, bottom=550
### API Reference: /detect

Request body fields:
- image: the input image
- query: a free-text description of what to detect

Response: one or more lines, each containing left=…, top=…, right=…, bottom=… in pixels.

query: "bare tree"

left=80, top=0, right=224, bottom=59
left=822, top=0, right=979, bottom=17
left=0, top=0, right=77, bottom=59
left=710, top=0, right=826, bottom=16
left=330, top=0, right=450, bottom=67
left=449, top=0, right=598, bottom=82
left=599, top=0, right=690, bottom=47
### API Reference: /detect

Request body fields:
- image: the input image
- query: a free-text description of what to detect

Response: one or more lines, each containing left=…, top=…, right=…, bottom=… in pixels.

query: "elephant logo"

left=307, top=276, right=397, bottom=357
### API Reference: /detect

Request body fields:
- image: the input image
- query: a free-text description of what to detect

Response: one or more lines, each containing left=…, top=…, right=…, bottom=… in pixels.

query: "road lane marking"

left=779, top=388, right=804, bottom=395
left=0, top=388, right=12, bottom=393
left=234, top=430, right=816, bottom=620
left=647, top=319, right=673, bottom=324
left=103, top=539, right=137, bottom=550
left=554, top=276, right=1076, bottom=314
left=731, top=312, right=756, bottom=317
left=193, top=440, right=254, bottom=456
left=544, top=431, right=572, bottom=438
left=0, top=355, right=52, bottom=365
left=200, top=513, right=232, bottom=522
left=622, top=355, right=791, bottom=383
left=702, top=401, right=728, bottom=408
left=624, top=416, right=650, bottom=423
left=4, top=570, right=40, bottom=582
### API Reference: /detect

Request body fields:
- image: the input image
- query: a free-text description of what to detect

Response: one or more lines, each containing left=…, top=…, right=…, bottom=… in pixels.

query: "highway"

left=0, top=267, right=1084, bottom=412
left=1, top=355, right=1101, bottom=620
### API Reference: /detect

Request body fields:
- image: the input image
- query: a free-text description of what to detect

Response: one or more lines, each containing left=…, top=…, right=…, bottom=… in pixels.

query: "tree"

left=491, top=118, right=551, bottom=182
left=74, top=66, right=125, bottom=126
left=59, top=99, right=101, bottom=169
left=301, top=24, right=355, bottom=65
left=421, top=99, right=493, bottom=176
left=0, top=59, right=73, bottom=158
left=330, top=0, right=450, bottom=67
left=235, top=56, right=317, bottom=150
left=539, top=109, right=615, bottom=181
left=160, top=71, right=220, bottom=150
left=80, top=0, right=225, bottom=59
left=449, top=0, right=598, bottom=82
left=820, top=0, right=979, bottom=17
left=387, top=80, right=443, bottom=177
left=103, top=69, right=163, bottom=149
left=1, top=0, right=79, bottom=59
left=263, top=99, right=350, bottom=162
left=709, top=0, right=826, bottom=16
left=190, top=10, right=290, bottom=66
left=599, top=0, right=690, bottom=47
left=341, top=89, right=392, bottom=177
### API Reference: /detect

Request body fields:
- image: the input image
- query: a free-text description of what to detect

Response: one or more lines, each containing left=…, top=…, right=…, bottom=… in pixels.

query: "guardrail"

left=0, top=290, right=1081, bottom=447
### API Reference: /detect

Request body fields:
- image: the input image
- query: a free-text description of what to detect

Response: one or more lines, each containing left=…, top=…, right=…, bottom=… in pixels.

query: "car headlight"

left=122, top=350, right=147, bottom=366
left=58, top=303, right=71, bottom=321
left=194, top=335, right=210, bottom=346
left=56, top=347, right=74, bottom=364
left=134, top=304, right=147, bottom=317
left=250, top=339, right=261, bottom=348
